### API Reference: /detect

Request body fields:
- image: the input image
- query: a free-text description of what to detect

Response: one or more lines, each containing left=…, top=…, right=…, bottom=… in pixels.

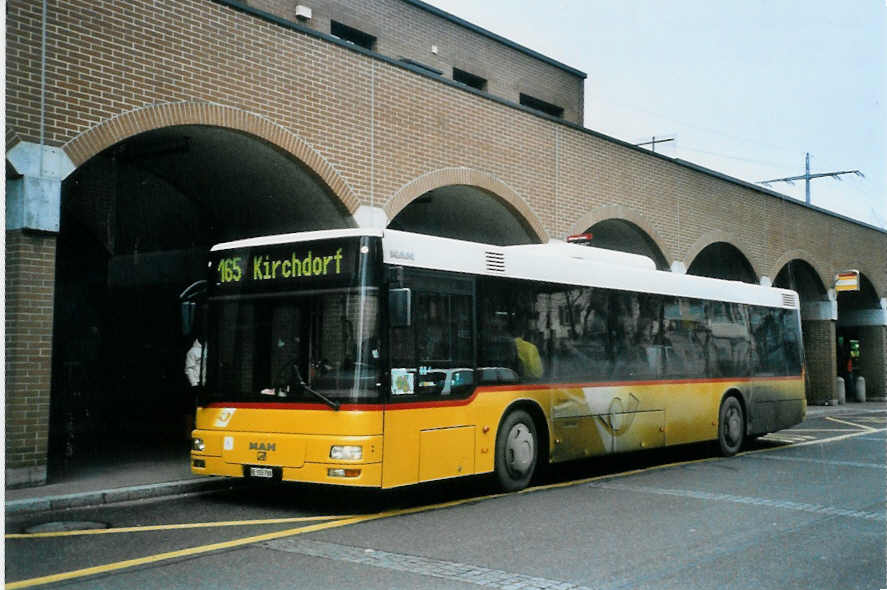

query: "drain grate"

left=24, top=521, right=109, bottom=534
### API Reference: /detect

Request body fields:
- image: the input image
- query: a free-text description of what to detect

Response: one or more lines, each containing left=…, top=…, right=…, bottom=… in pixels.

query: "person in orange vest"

left=510, top=317, right=543, bottom=380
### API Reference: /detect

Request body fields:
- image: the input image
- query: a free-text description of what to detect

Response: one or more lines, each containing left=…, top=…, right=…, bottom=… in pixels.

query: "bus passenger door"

left=383, top=269, right=476, bottom=488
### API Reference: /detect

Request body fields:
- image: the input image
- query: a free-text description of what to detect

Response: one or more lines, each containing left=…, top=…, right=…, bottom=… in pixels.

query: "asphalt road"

left=6, top=409, right=886, bottom=590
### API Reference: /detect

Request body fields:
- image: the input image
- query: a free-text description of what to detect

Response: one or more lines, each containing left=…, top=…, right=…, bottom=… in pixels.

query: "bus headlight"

left=328, top=468, right=361, bottom=478
left=192, top=437, right=205, bottom=452
left=329, top=445, right=362, bottom=460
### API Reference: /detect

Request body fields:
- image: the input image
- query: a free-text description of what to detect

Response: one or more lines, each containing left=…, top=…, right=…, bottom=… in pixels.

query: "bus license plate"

left=249, top=466, right=274, bottom=479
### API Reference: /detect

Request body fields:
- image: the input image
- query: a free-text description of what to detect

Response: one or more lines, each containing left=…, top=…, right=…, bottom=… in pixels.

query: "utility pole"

left=759, top=152, right=863, bottom=206
left=635, top=136, right=674, bottom=153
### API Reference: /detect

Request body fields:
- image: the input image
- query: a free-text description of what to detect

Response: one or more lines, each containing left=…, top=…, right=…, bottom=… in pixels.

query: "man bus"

left=188, top=228, right=805, bottom=491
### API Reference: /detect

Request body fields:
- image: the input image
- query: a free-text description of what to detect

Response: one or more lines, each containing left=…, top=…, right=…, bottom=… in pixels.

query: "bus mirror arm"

left=179, top=280, right=207, bottom=337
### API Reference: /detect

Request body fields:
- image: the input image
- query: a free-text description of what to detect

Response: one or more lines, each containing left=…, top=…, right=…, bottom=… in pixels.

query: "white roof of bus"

left=212, top=228, right=798, bottom=310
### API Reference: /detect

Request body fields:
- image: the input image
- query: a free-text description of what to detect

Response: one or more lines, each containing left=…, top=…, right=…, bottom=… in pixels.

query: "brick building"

left=6, top=0, right=886, bottom=487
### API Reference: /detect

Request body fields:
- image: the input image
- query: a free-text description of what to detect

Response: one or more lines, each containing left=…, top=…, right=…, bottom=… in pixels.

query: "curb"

left=805, top=401, right=886, bottom=417
left=5, top=478, right=238, bottom=516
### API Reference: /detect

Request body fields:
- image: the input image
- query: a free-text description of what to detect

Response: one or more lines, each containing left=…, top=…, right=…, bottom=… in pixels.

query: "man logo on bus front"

left=250, top=441, right=276, bottom=462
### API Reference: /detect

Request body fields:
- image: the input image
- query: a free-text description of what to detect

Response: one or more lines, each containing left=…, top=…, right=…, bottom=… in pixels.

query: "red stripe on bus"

left=205, top=374, right=802, bottom=412
left=205, top=402, right=383, bottom=411
left=477, top=374, right=802, bottom=392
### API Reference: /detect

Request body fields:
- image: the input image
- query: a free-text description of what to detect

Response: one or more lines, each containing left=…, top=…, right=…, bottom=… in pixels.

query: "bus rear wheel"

left=718, top=396, right=745, bottom=456
left=494, top=409, right=537, bottom=491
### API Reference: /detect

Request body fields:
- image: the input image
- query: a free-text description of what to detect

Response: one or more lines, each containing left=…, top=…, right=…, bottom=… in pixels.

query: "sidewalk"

left=5, top=401, right=884, bottom=517
left=4, top=441, right=236, bottom=517
left=805, top=399, right=887, bottom=417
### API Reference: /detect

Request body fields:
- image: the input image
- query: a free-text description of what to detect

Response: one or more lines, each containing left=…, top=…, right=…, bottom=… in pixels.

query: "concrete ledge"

left=5, top=465, right=48, bottom=489
left=5, top=477, right=238, bottom=516
left=805, top=400, right=886, bottom=417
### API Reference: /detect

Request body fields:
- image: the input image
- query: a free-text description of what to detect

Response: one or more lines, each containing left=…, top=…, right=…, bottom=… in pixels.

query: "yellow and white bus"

left=189, top=228, right=805, bottom=491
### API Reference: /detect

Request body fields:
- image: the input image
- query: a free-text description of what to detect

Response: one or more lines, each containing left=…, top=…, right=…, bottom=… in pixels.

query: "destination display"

left=209, top=237, right=374, bottom=293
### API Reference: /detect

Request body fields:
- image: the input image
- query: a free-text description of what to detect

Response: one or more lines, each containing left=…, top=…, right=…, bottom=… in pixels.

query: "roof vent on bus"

left=781, top=293, right=797, bottom=308
left=485, top=251, right=505, bottom=273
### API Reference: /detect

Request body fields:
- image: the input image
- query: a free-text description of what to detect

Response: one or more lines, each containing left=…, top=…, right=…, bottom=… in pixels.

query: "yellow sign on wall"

left=835, top=270, right=860, bottom=292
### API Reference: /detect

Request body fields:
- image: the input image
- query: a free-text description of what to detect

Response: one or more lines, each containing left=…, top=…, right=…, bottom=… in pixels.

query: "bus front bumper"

left=190, top=430, right=383, bottom=487
left=191, top=454, right=382, bottom=487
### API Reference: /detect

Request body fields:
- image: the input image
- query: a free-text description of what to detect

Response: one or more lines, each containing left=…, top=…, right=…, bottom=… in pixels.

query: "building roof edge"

left=401, top=0, right=587, bottom=79
left=211, top=0, right=883, bottom=236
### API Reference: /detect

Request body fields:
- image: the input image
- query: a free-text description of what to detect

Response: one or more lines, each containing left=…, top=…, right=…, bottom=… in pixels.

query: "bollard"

left=835, top=376, right=845, bottom=405
left=854, top=376, right=866, bottom=403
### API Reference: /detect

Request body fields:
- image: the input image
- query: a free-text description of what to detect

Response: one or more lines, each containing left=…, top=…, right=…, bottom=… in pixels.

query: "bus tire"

left=494, top=409, right=538, bottom=491
left=718, top=396, right=745, bottom=456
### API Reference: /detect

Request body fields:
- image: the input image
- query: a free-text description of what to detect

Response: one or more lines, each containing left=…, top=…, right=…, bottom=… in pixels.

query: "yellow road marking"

left=825, top=416, right=877, bottom=432
left=6, top=518, right=364, bottom=589
left=5, top=496, right=509, bottom=589
left=7, top=425, right=884, bottom=588
left=6, top=515, right=355, bottom=539
left=519, top=426, right=887, bottom=495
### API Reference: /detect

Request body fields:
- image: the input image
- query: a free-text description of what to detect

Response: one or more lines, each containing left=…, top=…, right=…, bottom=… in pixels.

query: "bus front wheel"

left=494, top=409, right=538, bottom=491
left=718, top=396, right=745, bottom=456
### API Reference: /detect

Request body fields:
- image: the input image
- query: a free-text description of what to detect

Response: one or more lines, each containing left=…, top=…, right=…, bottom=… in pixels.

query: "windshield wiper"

left=270, top=359, right=340, bottom=410
left=291, top=364, right=340, bottom=411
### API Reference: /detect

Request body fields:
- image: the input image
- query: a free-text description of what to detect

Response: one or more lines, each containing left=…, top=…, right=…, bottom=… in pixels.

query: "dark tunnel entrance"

left=49, top=125, right=351, bottom=479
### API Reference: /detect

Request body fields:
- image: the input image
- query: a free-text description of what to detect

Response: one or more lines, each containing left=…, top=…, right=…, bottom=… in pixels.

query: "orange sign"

left=835, top=270, right=860, bottom=292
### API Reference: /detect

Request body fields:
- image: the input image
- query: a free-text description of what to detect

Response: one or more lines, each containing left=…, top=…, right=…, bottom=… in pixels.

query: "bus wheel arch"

left=717, top=389, right=746, bottom=456
left=494, top=400, right=548, bottom=491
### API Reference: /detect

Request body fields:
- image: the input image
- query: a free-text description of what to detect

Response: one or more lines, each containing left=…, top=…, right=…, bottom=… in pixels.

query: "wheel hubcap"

left=506, top=423, right=534, bottom=475
left=725, top=406, right=741, bottom=446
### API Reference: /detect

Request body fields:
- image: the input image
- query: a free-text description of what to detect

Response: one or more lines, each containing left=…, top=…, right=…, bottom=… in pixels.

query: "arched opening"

left=774, top=259, right=831, bottom=404
left=687, top=242, right=756, bottom=283
left=580, top=219, right=669, bottom=270
left=836, top=273, right=885, bottom=400
left=388, top=184, right=540, bottom=246
left=50, top=125, right=351, bottom=477
left=774, top=260, right=827, bottom=300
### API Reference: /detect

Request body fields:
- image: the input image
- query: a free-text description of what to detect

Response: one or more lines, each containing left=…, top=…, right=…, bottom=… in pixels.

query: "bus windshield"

left=203, top=235, right=382, bottom=405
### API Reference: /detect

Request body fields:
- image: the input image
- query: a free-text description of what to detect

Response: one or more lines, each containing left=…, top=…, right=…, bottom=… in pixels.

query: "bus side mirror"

left=181, top=301, right=197, bottom=336
left=389, top=288, right=412, bottom=328
left=179, top=280, right=207, bottom=337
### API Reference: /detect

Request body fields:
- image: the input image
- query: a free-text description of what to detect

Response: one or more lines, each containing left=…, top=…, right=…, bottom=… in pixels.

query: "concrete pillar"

left=802, top=319, right=837, bottom=405
left=5, top=231, right=58, bottom=487
left=838, top=300, right=887, bottom=402
left=801, top=300, right=838, bottom=405
left=5, top=142, right=72, bottom=487
left=856, top=325, right=886, bottom=401
left=351, top=205, right=388, bottom=229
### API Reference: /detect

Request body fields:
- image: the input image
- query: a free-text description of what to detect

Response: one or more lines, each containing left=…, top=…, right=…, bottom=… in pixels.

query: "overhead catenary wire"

left=759, top=152, right=864, bottom=206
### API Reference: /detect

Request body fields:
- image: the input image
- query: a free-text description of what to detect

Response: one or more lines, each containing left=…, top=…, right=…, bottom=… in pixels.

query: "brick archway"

left=384, top=167, right=548, bottom=243
left=61, top=101, right=360, bottom=214
left=770, top=249, right=830, bottom=294
left=570, top=204, right=673, bottom=264
left=684, top=230, right=761, bottom=281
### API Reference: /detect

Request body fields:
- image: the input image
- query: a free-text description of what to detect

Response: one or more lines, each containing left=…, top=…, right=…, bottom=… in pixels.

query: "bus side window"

left=477, top=279, right=518, bottom=377
left=544, top=286, right=609, bottom=382
left=663, top=297, right=708, bottom=379
left=781, top=310, right=802, bottom=376
left=390, top=270, right=475, bottom=398
left=708, top=302, right=751, bottom=378
left=750, top=307, right=798, bottom=376
left=477, top=278, right=545, bottom=383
